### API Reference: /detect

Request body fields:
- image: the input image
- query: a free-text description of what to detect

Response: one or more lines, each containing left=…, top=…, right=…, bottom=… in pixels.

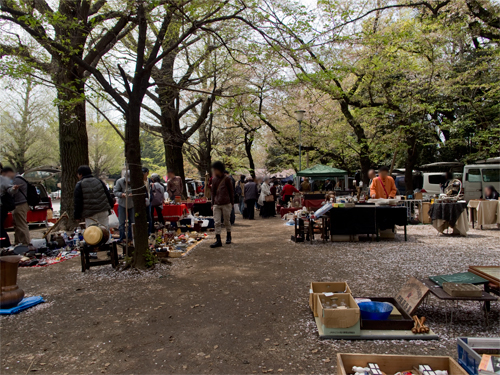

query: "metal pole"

left=298, top=120, right=302, bottom=172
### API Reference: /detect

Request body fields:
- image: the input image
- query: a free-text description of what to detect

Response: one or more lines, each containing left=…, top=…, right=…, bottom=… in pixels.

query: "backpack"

left=18, top=177, right=40, bottom=207
left=150, top=183, right=164, bottom=207
left=1, top=193, right=15, bottom=212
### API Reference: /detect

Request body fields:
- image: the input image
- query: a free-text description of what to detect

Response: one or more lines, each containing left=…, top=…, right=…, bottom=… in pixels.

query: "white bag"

left=108, top=211, right=119, bottom=229
left=234, top=203, right=240, bottom=215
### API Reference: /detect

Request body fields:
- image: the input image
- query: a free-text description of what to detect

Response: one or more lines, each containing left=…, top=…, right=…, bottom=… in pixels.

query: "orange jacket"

left=370, top=176, right=398, bottom=198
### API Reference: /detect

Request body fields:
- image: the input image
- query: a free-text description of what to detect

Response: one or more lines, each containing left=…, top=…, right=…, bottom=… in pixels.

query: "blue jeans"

left=118, top=205, right=134, bottom=241
left=239, top=196, right=245, bottom=217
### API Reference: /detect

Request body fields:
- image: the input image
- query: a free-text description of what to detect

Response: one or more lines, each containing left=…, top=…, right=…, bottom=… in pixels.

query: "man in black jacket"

left=210, top=162, right=234, bottom=248
left=74, top=165, right=115, bottom=228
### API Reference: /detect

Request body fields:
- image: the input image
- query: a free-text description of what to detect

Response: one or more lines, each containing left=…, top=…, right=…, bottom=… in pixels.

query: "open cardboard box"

left=317, top=293, right=359, bottom=326
left=309, top=282, right=352, bottom=317
left=337, top=353, right=468, bottom=375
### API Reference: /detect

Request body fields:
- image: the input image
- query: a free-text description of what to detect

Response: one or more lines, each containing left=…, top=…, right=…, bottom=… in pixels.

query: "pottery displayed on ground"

left=0, top=255, right=24, bottom=309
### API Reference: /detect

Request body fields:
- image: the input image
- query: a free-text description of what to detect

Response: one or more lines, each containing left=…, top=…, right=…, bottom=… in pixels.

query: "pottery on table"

left=0, top=255, right=25, bottom=309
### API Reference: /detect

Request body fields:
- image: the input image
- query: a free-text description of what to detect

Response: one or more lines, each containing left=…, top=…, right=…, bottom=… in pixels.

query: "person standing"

left=235, top=175, right=246, bottom=217
left=150, top=173, right=165, bottom=224
left=244, top=177, right=259, bottom=220
left=370, top=166, right=397, bottom=199
left=166, top=169, right=183, bottom=200
left=225, top=170, right=236, bottom=225
left=0, top=166, right=19, bottom=247
left=301, top=177, right=311, bottom=192
left=73, top=165, right=114, bottom=228
left=114, top=172, right=134, bottom=242
left=210, top=161, right=234, bottom=248
left=368, top=169, right=376, bottom=190
left=142, top=167, right=153, bottom=233
left=281, top=180, right=299, bottom=204
left=324, top=179, right=334, bottom=191
left=12, top=170, right=30, bottom=245
left=258, top=177, right=273, bottom=218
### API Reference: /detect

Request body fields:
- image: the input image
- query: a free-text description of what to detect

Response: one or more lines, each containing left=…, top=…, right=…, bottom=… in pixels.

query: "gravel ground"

left=1, top=217, right=499, bottom=374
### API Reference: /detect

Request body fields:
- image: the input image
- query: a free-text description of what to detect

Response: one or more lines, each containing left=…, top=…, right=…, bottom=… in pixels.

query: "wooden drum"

left=83, top=225, right=110, bottom=246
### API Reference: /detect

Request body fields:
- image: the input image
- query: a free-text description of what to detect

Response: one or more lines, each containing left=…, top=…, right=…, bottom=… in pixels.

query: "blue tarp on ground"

left=0, top=296, right=44, bottom=315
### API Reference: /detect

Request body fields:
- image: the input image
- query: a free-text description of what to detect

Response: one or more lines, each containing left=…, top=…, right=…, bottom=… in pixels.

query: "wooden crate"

left=337, top=353, right=468, bottom=375
left=443, top=283, right=482, bottom=297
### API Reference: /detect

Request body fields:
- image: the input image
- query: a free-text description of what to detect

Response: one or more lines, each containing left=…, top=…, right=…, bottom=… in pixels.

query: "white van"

left=422, top=172, right=446, bottom=195
left=463, top=164, right=500, bottom=201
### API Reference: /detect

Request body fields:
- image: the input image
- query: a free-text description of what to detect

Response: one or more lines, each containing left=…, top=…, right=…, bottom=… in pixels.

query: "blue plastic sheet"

left=0, top=296, right=44, bottom=315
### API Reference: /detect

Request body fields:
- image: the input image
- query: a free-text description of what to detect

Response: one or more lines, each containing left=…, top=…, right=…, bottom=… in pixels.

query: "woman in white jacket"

left=258, top=177, right=273, bottom=218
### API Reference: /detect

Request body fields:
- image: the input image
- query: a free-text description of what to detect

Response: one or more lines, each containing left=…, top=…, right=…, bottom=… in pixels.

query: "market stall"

left=468, top=200, right=500, bottom=228
left=296, top=164, right=349, bottom=190
left=113, top=202, right=188, bottom=223
left=428, top=202, right=469, bottom=236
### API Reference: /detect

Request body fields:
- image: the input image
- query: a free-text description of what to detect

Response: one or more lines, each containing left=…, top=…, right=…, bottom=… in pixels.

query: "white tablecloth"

left=468, top=200, right=500, bottom=226
left=432, top=210, right=469, bottom=236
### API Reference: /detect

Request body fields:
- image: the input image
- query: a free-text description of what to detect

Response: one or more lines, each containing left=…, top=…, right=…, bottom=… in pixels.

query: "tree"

left=66, top=0, right=248, bottom=268
left=0, top=77, right=58, bottom=172
left=0, top=0, right=133, bottom=220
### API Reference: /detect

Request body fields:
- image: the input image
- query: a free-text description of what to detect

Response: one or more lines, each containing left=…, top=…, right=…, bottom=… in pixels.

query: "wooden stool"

left=80, top=242, right=118, bottom=272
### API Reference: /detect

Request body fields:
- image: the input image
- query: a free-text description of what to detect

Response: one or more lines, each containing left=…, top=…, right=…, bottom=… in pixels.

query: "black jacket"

left=74, top=175, right=114, bottom=220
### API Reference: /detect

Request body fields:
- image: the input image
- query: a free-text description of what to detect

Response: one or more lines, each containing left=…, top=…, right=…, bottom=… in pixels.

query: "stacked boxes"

left=309, top=282, right=352, bottom=317
left=310, top=281, right=359, bottom=336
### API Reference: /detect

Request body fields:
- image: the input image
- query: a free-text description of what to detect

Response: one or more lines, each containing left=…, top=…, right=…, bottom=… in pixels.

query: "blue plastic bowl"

left=358, top=301, right=393, bottom=321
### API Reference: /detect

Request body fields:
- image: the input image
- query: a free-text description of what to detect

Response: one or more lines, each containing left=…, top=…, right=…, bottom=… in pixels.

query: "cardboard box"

left=337, top=353, right=469, bottom=375
left=316, top=293, right=360, bottom=329
left=415, top=192, right=423, bottom=200
left=419, top=202, right=432, bottom=223
left=309, top=282, right=352, bottom=317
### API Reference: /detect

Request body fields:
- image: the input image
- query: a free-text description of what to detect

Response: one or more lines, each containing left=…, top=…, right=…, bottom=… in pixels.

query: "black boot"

left=226, top=232, right=232, bottom=244
left=210, top=234, right=222, bottom=248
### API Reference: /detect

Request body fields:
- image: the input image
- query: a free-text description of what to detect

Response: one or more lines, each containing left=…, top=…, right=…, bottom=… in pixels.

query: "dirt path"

left=1, top=216, right=499, bottom=374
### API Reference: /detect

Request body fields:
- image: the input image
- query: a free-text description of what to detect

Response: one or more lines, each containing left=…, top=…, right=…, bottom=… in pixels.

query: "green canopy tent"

left=296, top=164, right=349, bottom=190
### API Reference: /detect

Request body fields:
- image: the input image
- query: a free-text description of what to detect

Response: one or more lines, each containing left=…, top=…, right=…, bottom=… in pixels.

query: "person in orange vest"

left=370, top=166, right=398, bottom=199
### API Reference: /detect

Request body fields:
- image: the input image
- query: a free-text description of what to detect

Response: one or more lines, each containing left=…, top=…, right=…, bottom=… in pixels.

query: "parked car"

left=4, top=166, right=61, bottom=228
left=463, top=164, right=500, bottom=201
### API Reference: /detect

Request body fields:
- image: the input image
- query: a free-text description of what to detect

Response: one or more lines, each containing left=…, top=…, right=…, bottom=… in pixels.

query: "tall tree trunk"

left=197, top=118, right=212, bottom=178
left=56, top=66, right=89, bottom=222
left=404, top=134, right=418, bottom=194
left=126, top=101, right=148, bottom=269
left=165, top=139, right=186, bottom=196
left=244, top=132, right=256, bottom=178
left=338, top=99, right=372, bottom=184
